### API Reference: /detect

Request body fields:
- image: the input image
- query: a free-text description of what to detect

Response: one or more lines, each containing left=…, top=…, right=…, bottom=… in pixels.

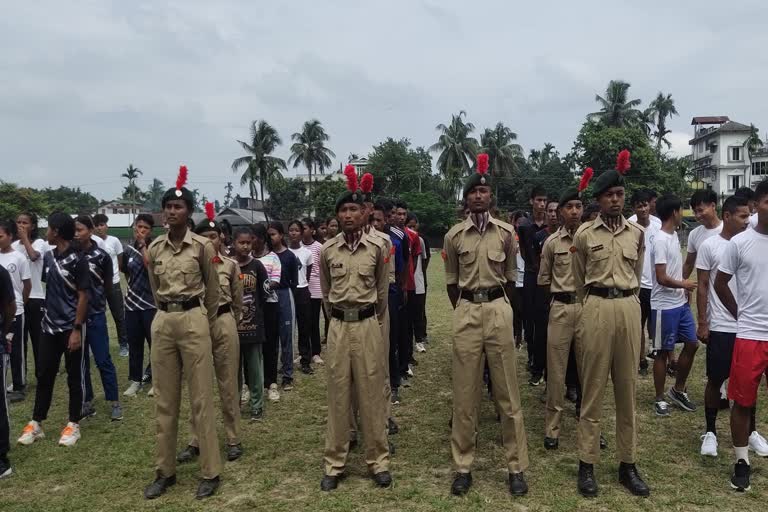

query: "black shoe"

left=409, top=357, right=418, bottom=367
left=639, top=361, right=649, bottom=376
left=600, top=434, right=607, bottom=450
left=391, top=388, right=401, bottom=405
left=144, top=474, right=176, bottom=500
left=0, top=457, right=12, bottom=479
left=388, top=417, right=399, bottom=435
left=578, top=461, right=598, bottom=497
left=176, top=445, right=200, bottom=464
left=529, top=374, right=544, bottom=386
left=250, top=409, right=264, bottom=422
left=226, top=443, right=243, bottom=461
left=731, top=459, right=751, bottom=492
left=719, top=398, right=731, bottom=410
left=618, top=462, right=650, bottom=497
left=81, top=401, right=96, bottom=418
left=389, top=440, right=396, bottom=456
left=544, top=437, right=559, bottom=450
left=401, top=376, right=412, bottom=388
left=320, top=474, right=343, bottom=492
left=508, top=472, right=528, bottom=496
left=8, top=390, right=25, bottom=403
left=300, top=364, right=314, bottom=375
left=195, top=476, right=220, bottom=499
left=451, top=472, right=472, bottom=496
left=565, top=387, right=578, bottom=403
left=372, top=471, right=392, bottom=488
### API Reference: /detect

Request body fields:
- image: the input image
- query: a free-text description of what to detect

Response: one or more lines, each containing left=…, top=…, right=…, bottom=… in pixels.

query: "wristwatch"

left=73, top=324, right=83, bottom=332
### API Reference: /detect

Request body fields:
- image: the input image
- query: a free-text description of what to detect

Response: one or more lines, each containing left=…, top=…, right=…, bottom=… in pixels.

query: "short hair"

left=301, top=217, right=316, bottom=230
left=135, top=213, right=155, bottom=227
left=0, top=220, right=17, bottom=238
left=92, top=213, right=109, bottom=225
left=510, top=210, right=528, bottom=223
left=233, top=226, right=253, bottom=240
left=582, top=203, right=600, bottom=222
left=394, top=199, right=408, bottom=210
left=48, top=212, right=76, bottom=241
left=734, top=187, right=755, bottom=201
left=690, top=189, right=718, bottom=208
left=722, top=195, right=749, bottom=215
left=530, top=185, right=547, bottom=200
left=374, top=199, right=394, bottom=213
left=219, top=219, right=232, bottom=237
left=288, top=219, right=304, bottom=232
left=74, top=215, right=94, bottom=230
left=325, top=217, right=339, bottom=226
left=251, top=223, right=268, bottom=242
left=630, top=189, right=652, bottom=206
left=756, top=179, right=768, bottom=201
left=406, top=213, right=418, bottom=224
left=267, top=221, right=284, bottom=235
left=16, top=212, right=39, bottom=240
left=645, top=189, right=658, bottom=199
left=656, top=194, right=682, bottom=222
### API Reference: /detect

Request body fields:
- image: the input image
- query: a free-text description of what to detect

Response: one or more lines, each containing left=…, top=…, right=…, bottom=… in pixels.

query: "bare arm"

left=22, top=279, right=31, bottom=304
left=682, top=251, right=697, bottom=281
left=655, top=263, right=697, bottom=291
left=696, top=269, right=710, bottom=342
left=714, top=271, right=737, bottom=320
left=447, top=284, right=460, bottom=309
left=68, top=289, right=89, bottom=352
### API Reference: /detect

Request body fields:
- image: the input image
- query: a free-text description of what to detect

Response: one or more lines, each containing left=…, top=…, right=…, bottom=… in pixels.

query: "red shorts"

left=728, top=338, right=768, bottom=407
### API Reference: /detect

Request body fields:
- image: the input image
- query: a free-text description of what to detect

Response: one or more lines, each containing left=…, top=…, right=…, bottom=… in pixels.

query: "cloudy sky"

left=2, top=0, right=767, bottom=203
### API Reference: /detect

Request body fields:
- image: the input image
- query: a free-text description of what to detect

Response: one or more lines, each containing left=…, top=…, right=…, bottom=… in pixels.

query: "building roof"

left=718, top=121, right=752, bottom=133
left=690, top=120, right=752, bottom=144
left=217, top=207, right=267, bottom=225
left=691, top=116, right=730, bottom=125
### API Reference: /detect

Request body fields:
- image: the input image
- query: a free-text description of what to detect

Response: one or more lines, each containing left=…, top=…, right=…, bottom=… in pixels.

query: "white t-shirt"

left=95, top=235, right=123, bottom=284
left=289, top=246, right=312, bottom=289
left=629, top=214, right=661, bottom=230
left=515, top=252, right=524, bottom=287
left=718, top=229, right=768, bottom=341
left=696, top=235, right=737, bottom=333
left=637, top=221, right=658, bottom=289
left=0, top=250, right=31, bottom=312
left=749, top=213, right=758, bottom=229
left=12, top=239, right=50, bottom=300
left=687, top=222, right=723, bottom=255
left=651, top=229, right=686, bottom=310
left=414, top=237, right=426, bottom=295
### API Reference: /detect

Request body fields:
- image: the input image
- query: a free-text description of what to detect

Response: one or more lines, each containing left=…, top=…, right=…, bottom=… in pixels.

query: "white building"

left=294, top=157, right=368, bottom=185
left=689, top=116, right=764, bottom=200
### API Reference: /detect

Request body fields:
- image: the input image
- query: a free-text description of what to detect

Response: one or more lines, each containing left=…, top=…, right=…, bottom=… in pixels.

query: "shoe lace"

left=701, top=432, right=715, bottom=441
left=657, top=400, right=669, bottom=409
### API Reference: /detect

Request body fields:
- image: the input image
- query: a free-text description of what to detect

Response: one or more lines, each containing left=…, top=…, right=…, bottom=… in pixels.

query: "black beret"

left=592, top=170, right=625, bottom=197
left=161, top=186, right=195, bottom=212
left=462, top=172, right=493, bottom=198
left=335, top=189, right=364, bottom=212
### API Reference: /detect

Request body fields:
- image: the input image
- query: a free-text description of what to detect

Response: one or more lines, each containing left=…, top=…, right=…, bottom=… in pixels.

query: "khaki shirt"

left=215, top=255, right=243, bottom=321
left=319, top=231, right=389, bottom=319
left=538, top=227, right=577, bottom=293
left=572, top=215, right=645, bottom=301
left=147, top=229, right=220, bottom=323
left=443, top=216, right=518, bottom=290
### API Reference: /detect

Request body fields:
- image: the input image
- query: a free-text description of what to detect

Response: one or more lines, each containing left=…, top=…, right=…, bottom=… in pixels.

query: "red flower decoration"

left=212, top=256, right=223, bottom=264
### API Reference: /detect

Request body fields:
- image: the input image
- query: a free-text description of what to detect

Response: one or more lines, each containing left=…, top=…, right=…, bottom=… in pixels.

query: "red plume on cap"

left=344, top=164, right=358, bottom=192
left=176, top=165, right=188, bottom=190
left=477, top=153, right=489, bottom=175
left=205, top=202, right=215, bottom=222
left=615, top=150, right=631, bottom=175
left=360, top=173, right=374, bottom=194
left=578, top=168, right=594, bottom=193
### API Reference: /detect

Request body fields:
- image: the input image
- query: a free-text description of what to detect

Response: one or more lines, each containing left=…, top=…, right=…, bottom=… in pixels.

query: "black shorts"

left=706, top=331, right=736, bottom=383
left=639, top=288, right=651, bottom=336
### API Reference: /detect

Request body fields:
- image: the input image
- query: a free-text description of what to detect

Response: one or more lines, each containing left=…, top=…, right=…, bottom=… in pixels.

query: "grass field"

left=3, top=260, right=768, bottom=511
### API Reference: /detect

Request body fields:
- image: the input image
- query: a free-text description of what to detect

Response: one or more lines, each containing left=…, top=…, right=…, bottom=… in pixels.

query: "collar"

left=594, top=214, right=627, bottom=233
left=557, top=226, right=575, bottom=241
left=164, top=229, right=194, bottom=249
left=342, top=229, right=364, bottom=252
left=462, top=213, right=495, bottom=232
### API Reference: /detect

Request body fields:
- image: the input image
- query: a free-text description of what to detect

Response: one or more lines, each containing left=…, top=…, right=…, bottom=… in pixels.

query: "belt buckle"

left=475, top=290, right=489, bottom=303
left=343, top=309, right=358, bottom=322
left=608, top=288, right=621, bottom=299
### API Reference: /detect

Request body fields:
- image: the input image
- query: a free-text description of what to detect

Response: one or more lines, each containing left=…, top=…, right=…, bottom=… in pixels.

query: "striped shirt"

left=302, top=240, right=323, bottom=299
left=122, top=244, right=156, bottom=311
left=257, top=251, right=281, bottom=303
left=82, top=243, right=113, bottom=317
left=42, top=246, right=90, bottom=334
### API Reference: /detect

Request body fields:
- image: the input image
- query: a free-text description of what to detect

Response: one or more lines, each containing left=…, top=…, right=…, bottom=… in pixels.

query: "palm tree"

left=745, top=123, right=763, bottom=155
left=145, top=178, right=165, bottom=211
left=648, top=92, right=679, bottom=151
left=288, top=119, right=336, bottom=195
left=480, top=122, right=523, bottom=196
left=527, top=143, right=557, bottom=172
left=121, top=164, right=142, bottom=223
left=231, top=120, right=287, bottom=218
left=224, top=181, right=234, bottom=207
left=430, top=111, right=479, bottom=197
left=588, top=80, right=643, bottom=128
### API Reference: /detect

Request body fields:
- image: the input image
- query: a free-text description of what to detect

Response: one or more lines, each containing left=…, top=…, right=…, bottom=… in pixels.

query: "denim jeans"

left=84, top=312, right=119, bottom=402
left=276, top=288, right=294, bottom=382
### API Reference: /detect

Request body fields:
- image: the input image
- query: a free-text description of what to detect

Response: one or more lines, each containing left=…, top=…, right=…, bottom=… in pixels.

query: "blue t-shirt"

left=83, top=243, right=113, bottom=317
left=122, top=244, right=156, bottom=311
left=42, top=246, right=91, bottom=334
left=388, top=225, right=408, bottom=294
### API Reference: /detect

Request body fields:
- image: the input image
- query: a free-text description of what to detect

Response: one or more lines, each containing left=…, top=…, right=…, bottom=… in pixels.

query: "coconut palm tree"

left=480, top=122, right=523, bottom=196
left=224, top=181, right=234, bottom=207
left=648, top=92, right=679, bottom=151
left=588, top=80, right=643, bottom=128
left=745, top=123, right=763, bottom=155
left=288, top=119, right=336, bottom=195
left=430, top=111, right=479, bottom=197
left=121, top=164, right=143, bottom=223
left=231, top=120, right=287, bottom=212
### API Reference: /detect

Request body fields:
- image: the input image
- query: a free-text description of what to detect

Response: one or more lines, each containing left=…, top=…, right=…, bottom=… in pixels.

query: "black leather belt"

left=331, top=304, right=376, bottom=322
left=552, top=292, right=578, bottom=304
left=589, top=287, right=634, bottom=299
left=158, top=298, right=200, bottom=312
left=460, top=287, right=505, bottom=303
left=217, top=304, right=231, bottom=317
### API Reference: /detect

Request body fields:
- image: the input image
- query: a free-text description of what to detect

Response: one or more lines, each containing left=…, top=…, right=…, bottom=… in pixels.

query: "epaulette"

left=576, top=220, right=596, bottom=235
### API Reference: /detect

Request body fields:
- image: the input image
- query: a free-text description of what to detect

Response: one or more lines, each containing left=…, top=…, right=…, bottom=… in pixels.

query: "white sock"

left=734, top=446, right=750, bottom=464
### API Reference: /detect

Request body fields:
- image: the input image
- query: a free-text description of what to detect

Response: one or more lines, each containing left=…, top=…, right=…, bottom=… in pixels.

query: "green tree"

left=429, top=111, right=479, bottom=196
left=121, top=164, right=143, bottom=221
left=479, top=123, right=524, bottom=197
left=648, top=92, right=679, bottom=151
left=231, top=120, right=287, bottom=207
left=588, top=80, right=643, bottom=128
left=265, top=178, right=309, bottom=220
left=224, top=181, right=234, bottom=207
left=41, top=186, right=99, bottom=214
left=288, top=119, right=336, bottom=195
left=366, top=138, right=432, bottom=197
left=144, top=178, right=165, bottom=211
left=309, top=177, right=347, bottom=220
left=400, top=190, right=457, bottom=237
left=745, top=123, right=763, bottom=155
left=0, top=182, right=48, bottom=220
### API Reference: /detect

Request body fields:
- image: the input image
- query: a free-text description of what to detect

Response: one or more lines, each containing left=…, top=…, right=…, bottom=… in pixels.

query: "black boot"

left=320, top=474, right=344, bottom=492
left=372, top=471, right=393, bottom=488
left=600, top=434, right=607, bottom=450
left=577, top=461, right=598, bottom=498
left=195, top=476, right=220, bottom=499
left=176, top=445, right=199, bottom=464
left=451, top=472, right=472, bottom=496
left=508, top=472, right=528, bottom=496
left=144, top=473, right=176, bottom=500
left=544, top=437, right=559, bottom=450
left=226, top=443, right=244, bottom=461
left=618, top=462, right=650, bottom=497
left=388, top=417, right=399, bottom=435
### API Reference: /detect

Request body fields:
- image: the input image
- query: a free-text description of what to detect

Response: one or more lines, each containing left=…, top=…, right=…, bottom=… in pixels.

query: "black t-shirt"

left=0, top=265, right=14, bottom=346
left=42, top=246, right=90, bottom=334
left=518, top=218, right=548, bottom=273
left=83, top=243, right=113, bottom=317
left=275, top=249, right=298, bottom=289
left=238, top=258, right=268, bottom=344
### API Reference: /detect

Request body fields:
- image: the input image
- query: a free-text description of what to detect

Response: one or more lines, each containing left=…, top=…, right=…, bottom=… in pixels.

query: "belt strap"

left=552, top=292, right=578, bottom=304
left=330, top=304, right=376, bottom=322
left=158, top=298, right=200, bottom=312
left=217, top=304, right=232, bottom=317
left=460, top=287, right=505, bottom=303
left=589, top=287, right=634, bottom=299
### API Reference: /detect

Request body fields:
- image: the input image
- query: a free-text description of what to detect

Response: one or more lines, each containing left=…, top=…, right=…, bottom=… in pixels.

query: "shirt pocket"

left=487, top=249, right=506, bottom=275
left=553, top=252, right=571, bottom=280
left=357, top=263, right=376, bottom=289
left=622, top=245, right=639, bottom=264
left=180, top=261, right=201, bottom=289
left=458, top=250, right=476, bottom=268
left=586, top=247, right=611, bottom=275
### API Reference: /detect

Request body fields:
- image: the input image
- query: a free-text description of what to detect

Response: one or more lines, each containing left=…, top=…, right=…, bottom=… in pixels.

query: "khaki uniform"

left=572, top=215, right=644, bottom=464
left=538, top=227, right=582, bottom=439
left=320, top=231, right=390, bottom=477
left=188, top=255, right=243, bottom=447
left=147, top=229, right=221, bottom=479
left=443, top=216, right=529, bottom=474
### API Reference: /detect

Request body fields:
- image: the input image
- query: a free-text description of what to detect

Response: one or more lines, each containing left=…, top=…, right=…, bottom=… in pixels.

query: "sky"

left=2, top=0, right=768, bottom=203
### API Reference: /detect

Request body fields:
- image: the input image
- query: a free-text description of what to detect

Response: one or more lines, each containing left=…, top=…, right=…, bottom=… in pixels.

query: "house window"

left=112, top=208, right=118, bottom=214
left=753, top=162, right=768, bottom=176
left=699, top=141, right=705, bottom=153
left=730, top=146, right=742, bottom=162
left=730, top=175, right=742, bottom=191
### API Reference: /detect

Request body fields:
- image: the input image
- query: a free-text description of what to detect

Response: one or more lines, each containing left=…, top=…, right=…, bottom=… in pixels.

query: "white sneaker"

left=240, top=385, right=250, bottom=406
left=720, top=381, right=728, bottom=400
left=700, top=432, right=718, bottom=457
left=294, top=356, right=302, bottom=364
left=268, top=383, right=280, bottom=402
left=406, top=366, right=414, bottom=378
left=123, top=381, right=141, bottom=397
left=415, top=342, right=426, bottom=353
left=749, top=431, right=768, bottom=457
left=17, top=421, right=44, bottom=445
left=147, top=386, right=155, bottom=397
left=311, top=355, right=324, bottom=365
left=58, top=422, right=81, bottom=447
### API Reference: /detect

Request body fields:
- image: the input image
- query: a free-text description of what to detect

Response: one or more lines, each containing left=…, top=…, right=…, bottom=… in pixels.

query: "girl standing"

left=288, top=220, right=314, bottom=374
left=266, top=222, right=298, bottom=391
left=252, top=224, right=282, bottom=402
left=301, top=218, right=324, bottom=364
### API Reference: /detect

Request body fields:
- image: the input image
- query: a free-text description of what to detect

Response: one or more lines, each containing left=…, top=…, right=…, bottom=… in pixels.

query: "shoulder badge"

left=569, top=246, right=577, bottom=253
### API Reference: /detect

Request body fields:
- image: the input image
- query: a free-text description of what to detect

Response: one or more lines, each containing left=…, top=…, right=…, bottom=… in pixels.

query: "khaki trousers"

left=189, top=311, right=240, bottom=447
left=324, top=316, right=389, bottom=476
left=350, top=308, right=391, bottom=437
left=545, top=301, right=582, bottom=438
left=576, top=294, right=640, bottom=464
left=451, top=297, right=529, bottom=474
left=151, top=308, right=221, bottom=479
